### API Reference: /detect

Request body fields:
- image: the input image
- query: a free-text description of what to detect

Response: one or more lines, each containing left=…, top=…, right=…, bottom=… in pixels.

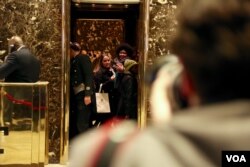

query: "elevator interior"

left=70, top=1, right=140, bottom=57
left=69, top=0, right=141, bottom=125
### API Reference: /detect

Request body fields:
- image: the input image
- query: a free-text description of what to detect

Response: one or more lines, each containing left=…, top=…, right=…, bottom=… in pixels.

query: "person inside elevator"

left=94, top=54, right=116, bottom=125
left=69, top=0, right=250, bottom=166
left=69, top=42, right=96, bottom=139
left=116, top=59, right=138, bottom=120
left=113, top=43, right=134, bottom=74
left=0, top=35, right=41, bottom=126
left=112, top=43, right=135, bottom=110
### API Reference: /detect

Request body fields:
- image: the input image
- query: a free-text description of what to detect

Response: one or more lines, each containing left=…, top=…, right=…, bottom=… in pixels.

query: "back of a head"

left=172, top=0, right=250, bottom=102
left=8, top=36, right=24, bottom=48
left=70, top=42, right=81, bottom=51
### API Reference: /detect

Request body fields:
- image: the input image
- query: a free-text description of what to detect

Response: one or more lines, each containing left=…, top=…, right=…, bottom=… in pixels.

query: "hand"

left=110, top=68, right=116, bottom=80
left=115, top=63, right=124, bottom=73
left=150, top=66, right=172, bottom=125
left=110, top=75, right=115, bottom=80
left=84, top=96, right=91, bottom=105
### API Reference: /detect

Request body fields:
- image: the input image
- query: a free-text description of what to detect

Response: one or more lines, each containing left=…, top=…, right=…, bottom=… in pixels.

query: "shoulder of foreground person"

left=68, top=121, right=193, bottom=167
left=69, top=100, right=250, bottom=167
left=114, top=100, right=250, bottom=167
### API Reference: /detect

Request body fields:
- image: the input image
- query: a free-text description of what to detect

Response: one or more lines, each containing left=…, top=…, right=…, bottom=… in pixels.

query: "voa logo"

left=226, top=155, right=246, bottom=162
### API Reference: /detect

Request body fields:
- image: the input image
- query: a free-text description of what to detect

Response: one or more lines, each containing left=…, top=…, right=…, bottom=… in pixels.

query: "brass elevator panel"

left=0, top=82, right=49, bottom=167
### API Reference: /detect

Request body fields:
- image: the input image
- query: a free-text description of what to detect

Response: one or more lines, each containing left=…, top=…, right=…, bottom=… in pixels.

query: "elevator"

left=70, top=1, right=140, bottom=58
left=68, top=0, right=142, bottom=139
left=0, top=0, right=178, bottom=164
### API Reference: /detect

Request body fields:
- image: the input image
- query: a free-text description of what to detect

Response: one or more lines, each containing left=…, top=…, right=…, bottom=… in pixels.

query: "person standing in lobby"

left=69, top=42, right=96, bottom=140
left=0, top=35, right=41, bottom=126
left=0, top=35, right=40, bottom=82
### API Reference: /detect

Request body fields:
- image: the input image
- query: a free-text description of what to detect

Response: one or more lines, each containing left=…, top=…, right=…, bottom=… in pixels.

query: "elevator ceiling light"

left=72, top=0, right=140, bottom=4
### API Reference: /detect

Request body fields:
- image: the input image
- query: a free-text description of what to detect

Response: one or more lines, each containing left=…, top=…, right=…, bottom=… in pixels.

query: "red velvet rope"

left=3, top=91, right=47, bottom=110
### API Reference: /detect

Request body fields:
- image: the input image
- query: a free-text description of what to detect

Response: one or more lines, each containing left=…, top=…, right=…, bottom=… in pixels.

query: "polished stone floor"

left=46, top=165, right=66, bottom=167
left=0, top=129, right=65, bottom=167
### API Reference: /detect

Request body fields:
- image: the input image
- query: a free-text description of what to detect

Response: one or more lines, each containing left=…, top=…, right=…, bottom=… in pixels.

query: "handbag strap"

left=98, top=84, right=103, bottom=93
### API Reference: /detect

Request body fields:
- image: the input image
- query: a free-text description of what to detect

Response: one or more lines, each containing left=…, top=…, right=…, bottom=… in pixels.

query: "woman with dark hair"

left=113, top=43, right=134, bottom=68
left=94, top=54, right=116, bottom=124
left=114, top=43, right=134, bottom=62
left=113, top=43, right=134, bottom=89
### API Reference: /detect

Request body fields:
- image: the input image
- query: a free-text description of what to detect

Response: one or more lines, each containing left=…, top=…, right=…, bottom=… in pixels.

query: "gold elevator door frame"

left=60, top=0, right=149, bottom=164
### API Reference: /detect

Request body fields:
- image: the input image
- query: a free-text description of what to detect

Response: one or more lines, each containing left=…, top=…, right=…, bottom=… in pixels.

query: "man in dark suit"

left=69, top=42, right=96, bottom=139
left=0, top=36, right=40, bottom=126
left=0, top=36, right=40, bottom=82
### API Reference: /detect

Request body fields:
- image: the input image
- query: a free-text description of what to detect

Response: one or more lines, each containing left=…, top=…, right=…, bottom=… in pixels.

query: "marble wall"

left=0, top=0, right=62, bottom=163
left=140, top=0, right=180, bottom=122
left=148, top=0, right=179, bottom=63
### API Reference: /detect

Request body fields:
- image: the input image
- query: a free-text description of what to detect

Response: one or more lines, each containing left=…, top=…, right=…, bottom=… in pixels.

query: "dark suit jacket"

left=70, top=53, right=97, bottom=115
left=70, top=54, right=94, bottom=96
left=0, top=47, right=40, bottom=82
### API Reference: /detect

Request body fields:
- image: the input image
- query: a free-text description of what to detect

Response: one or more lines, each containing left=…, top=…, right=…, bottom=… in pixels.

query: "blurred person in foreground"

left=69, top=0, right=250, bottom=166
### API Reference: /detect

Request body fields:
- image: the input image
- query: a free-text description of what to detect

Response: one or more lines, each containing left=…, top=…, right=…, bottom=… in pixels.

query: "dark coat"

left=70, top=54, right=96, bottom=110
left=0, top=47, right=40, bottom=82
left=70, top=54, right=96, bottom=136
left=116, top=72, right=138, bottom=119
left=94, top=67, right=116, bottom=114
left=94, top=67, right=114, bottom=92
left=70, top=54, right=94, bottom=96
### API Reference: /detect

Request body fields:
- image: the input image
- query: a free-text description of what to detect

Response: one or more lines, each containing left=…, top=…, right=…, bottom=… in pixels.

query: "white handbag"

left=95, top=84, right=111, bottom=113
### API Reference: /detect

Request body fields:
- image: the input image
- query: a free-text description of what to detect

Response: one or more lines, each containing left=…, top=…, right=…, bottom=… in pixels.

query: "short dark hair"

left=70, top=42, right=81, bottom=51
left=171, top=0, right=250, bottom=102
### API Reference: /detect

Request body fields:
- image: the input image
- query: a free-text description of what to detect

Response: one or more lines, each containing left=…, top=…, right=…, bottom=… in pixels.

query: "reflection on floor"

left=1, top=129, right=67, bottom=167
left=46, top=165, right=66, bottom=167
left=0, top=130, right=45, bottom=165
